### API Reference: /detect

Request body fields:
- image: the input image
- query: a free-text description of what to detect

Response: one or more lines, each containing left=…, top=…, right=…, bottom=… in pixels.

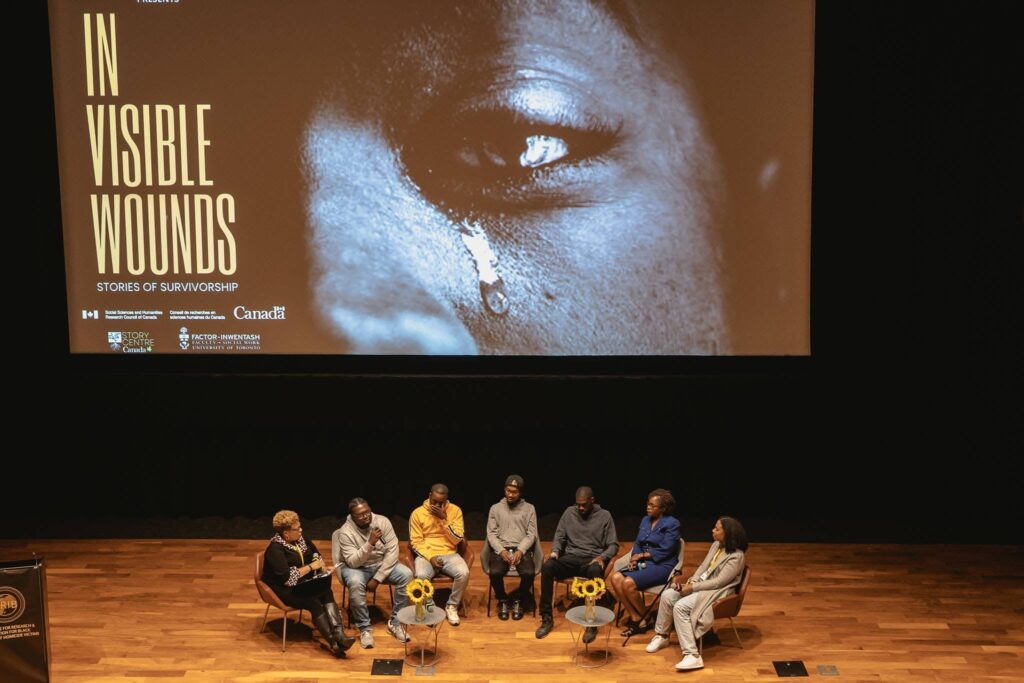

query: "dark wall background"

left=20, top=2, right=1020, bottom=543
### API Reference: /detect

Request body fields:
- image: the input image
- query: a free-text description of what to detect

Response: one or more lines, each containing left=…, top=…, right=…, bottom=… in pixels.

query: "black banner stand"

left=0, top=557, right=51, bottom=683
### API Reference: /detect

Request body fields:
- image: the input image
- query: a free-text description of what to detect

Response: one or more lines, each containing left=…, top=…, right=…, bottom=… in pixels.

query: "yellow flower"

left=407, top=579, right=426, bottom=604
left=593, top=577, right=606, bottom=595
left=571, top=577, right=586, bottom=598
left=421, top=579, right=434, bottom=598
left=581, top=579, right=598, bottom=597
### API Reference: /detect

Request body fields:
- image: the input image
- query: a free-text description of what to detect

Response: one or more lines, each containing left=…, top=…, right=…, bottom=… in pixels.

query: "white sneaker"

left=387, top=620, right=410, bottom=643
left=675, top=654, right=704, bottom=670
left=646, top=634, right=671, bottom=653
left=359, top=629, right=374, bottom=649
left=445, top=604, right=461, bottom=626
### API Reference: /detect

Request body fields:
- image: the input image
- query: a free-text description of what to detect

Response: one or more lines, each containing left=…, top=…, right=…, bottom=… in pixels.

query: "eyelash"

left=401, top=107, right=620, bottom=215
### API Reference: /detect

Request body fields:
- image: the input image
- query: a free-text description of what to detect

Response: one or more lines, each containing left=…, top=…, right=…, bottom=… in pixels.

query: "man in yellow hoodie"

left=409, top=483, right=469, bottom=625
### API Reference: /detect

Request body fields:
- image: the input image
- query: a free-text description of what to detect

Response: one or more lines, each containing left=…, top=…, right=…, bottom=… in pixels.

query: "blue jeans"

left=340, top=563, right=413, bottom=630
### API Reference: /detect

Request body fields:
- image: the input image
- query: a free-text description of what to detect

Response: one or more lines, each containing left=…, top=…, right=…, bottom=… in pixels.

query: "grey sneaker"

left=359, top=629, right=374, bottom=649
left=387, top=620, right=410, bottom=643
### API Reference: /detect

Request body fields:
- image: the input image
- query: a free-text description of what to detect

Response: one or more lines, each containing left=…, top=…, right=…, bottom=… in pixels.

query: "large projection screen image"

left=50, top=0, right=813, bottom=356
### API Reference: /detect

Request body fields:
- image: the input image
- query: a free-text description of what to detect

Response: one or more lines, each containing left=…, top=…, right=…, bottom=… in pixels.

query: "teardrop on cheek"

left=455, top=219, right=510, bottom=316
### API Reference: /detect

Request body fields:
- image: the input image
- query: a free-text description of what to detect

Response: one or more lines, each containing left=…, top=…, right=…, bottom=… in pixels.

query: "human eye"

left=400, top=75, right=622, bottom=216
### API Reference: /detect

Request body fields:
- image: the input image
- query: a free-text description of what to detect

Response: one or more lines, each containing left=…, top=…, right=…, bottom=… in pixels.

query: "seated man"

left=485, top=474, right=538, bottom=620
left=409, top=483, right=469, bottom=626
left=332, top=497, right=413, bottom=648
left=536, top=486, right=618, bottom=641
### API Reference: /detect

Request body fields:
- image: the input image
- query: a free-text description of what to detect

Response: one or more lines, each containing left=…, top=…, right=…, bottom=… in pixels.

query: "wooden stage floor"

left=1, top=539, right=1021, bottom=682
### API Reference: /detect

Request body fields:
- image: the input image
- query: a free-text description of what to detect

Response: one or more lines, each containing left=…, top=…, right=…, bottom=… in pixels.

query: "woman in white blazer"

left=645, top=516, right=748, bottom=671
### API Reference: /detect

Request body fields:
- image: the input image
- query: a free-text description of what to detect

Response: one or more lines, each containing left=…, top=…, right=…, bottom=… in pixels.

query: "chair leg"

left=282, top=610, right=288, bottom=652
left=260, top=604, right=271, bottom=633
left=487, top=584, right=493, bottom=616
left=698, top=634, right=702, bottom=657
left=730, top=617, right=744, bottom=648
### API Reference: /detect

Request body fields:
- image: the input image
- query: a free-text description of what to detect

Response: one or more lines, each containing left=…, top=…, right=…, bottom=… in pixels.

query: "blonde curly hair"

left=272, top=510, right=300, bottom=535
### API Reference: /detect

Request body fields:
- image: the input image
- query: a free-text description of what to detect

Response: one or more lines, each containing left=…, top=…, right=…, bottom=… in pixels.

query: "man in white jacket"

left=332, top=497, right=414, bottom=648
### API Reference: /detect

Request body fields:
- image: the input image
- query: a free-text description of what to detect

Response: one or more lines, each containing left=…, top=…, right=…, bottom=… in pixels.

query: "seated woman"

left=262, top=510, right=355, bottom=656
left=645, top=516, right=748, bottom=671
left=608, top=489, right=681, bottom=636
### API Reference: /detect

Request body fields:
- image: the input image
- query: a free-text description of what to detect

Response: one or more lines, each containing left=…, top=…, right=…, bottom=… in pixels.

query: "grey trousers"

left=654, top=587, right=701, bottom=655
left=414, top=553, right=470, bottom=607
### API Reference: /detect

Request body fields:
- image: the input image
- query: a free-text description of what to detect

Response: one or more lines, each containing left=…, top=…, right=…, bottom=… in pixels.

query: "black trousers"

left=539, top=554, right=604, bottom=618
left=488, top=548, right=536, bottom=601
left=271, top=576, right=337, bottom=619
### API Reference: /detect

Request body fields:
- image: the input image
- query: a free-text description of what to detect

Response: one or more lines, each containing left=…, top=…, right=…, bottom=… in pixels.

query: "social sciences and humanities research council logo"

left=0, top=586, right=26, bottom=624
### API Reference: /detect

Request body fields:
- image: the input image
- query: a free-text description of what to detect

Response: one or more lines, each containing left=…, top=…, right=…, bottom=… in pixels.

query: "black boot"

left=323, top=602, right=356, bottom=651
left=313, top=612, right=345, bottom=657
left=535, top=616, right=554, bottom=639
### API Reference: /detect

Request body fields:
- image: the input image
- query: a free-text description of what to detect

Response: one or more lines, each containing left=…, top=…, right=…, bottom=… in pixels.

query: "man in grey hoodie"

left=332, top=498, right=413, bottom=648
left=485, top=474, right=538, bottom=621
left=535, top=486, right=618, bottom=641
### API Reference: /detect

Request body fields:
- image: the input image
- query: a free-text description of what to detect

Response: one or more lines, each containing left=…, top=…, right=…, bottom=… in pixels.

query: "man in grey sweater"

left=485, top=474, right=538, bottom=620
left=535, top=486, right=618, bottom=641
left=332, top=498, right=413, bottom=648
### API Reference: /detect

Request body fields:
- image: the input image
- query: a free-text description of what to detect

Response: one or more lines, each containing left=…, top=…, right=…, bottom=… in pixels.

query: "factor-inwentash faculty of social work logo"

left=0, top=586, right=26, bottom=623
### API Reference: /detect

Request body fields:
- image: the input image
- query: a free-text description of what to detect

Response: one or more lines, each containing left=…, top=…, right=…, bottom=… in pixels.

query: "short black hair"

left=431, top=483, right=449, bottom=496
left=718, top=516, right=749, bottom=553
left=648, top=488, right=676, bottom=515
left=575, top=486, right=594, bottom=499
left=348, top=497, right=368, bottom=513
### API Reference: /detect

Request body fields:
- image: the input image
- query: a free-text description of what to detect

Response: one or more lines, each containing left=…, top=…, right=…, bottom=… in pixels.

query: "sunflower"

left=571, top=577, right=587, bottom=599
left=581, top=579, right=598, bottom=597
left=407, top=579, right=426, bottom=604
left=592, top=577, right=606, bottom=596
left=421, top=579, right=434, bottom=598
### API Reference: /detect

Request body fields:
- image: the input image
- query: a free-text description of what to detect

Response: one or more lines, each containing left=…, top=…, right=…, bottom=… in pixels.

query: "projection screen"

left=49, top=0, right=813, bottom=355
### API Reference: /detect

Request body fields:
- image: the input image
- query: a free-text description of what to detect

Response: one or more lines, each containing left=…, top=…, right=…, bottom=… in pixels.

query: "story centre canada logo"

left=107, top=331, right=155, bottom=352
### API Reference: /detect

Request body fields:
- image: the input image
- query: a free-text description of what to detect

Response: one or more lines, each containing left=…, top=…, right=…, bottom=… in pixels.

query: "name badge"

left=698, top=570, right=710, bottom=581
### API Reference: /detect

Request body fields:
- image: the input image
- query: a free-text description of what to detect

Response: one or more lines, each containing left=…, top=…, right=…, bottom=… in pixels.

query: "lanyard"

left=290, top=543, right=304, bottom=566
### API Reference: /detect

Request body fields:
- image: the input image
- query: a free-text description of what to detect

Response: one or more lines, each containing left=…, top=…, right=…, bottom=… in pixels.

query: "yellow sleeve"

left=409, top=509, right=426, bottom=557
left=444, top=503, right=465, bottom=544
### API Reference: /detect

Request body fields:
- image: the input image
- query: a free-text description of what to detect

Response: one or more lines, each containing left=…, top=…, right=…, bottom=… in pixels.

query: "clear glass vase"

left=584, top=596, right=597, bottom=623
